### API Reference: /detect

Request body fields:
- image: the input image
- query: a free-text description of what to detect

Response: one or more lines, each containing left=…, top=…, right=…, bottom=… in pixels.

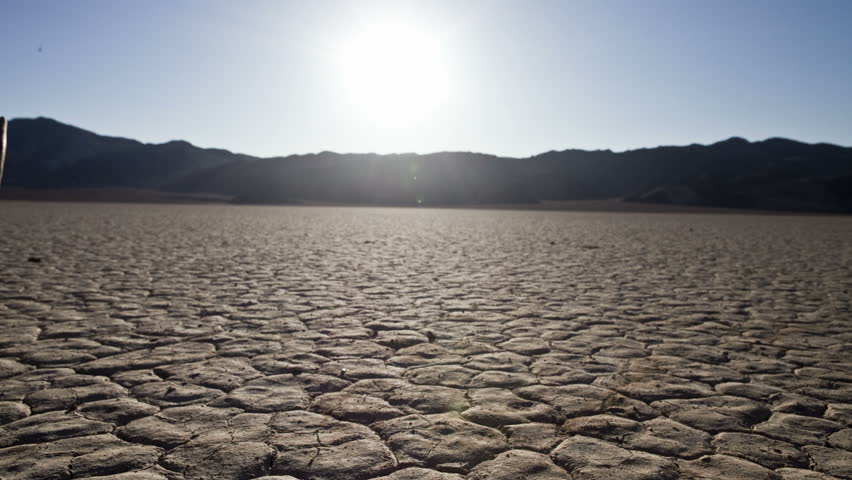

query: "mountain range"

left=3, top=117, right=851, bottom=213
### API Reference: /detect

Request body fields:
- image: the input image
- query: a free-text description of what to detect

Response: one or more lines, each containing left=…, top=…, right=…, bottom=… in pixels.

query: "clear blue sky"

left=2, top=0, right=851, bottom=157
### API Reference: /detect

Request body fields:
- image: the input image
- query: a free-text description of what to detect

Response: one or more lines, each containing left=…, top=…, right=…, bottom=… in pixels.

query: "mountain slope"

left=4, top=118, right=252, bottom=189
left=4, top=117, right=852, bottom=212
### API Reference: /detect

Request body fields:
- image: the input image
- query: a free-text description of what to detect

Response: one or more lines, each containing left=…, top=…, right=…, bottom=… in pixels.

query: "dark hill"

left=4, top=118, right=252, bottom=189
left=3, top=117, right=851, bottom=212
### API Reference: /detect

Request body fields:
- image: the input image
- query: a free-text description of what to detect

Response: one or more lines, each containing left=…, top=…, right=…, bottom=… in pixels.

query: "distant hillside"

left=4, top=118, right=254, bottom=189
left=3, top=117, right=852, bottom=212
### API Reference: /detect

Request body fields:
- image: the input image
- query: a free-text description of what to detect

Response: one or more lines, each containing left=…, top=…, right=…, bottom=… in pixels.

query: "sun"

left=335, top=20, right=450, bottom=127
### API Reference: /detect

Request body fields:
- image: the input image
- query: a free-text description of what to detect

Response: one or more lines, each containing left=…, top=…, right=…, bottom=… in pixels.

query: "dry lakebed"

left=0, top=202, right=850, bottom=480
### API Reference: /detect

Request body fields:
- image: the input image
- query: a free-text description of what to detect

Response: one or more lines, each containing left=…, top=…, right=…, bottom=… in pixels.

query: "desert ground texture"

left=0, top=201, right=851, bottom=480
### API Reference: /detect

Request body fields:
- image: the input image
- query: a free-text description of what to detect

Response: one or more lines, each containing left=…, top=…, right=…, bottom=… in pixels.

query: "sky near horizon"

left=2, top=0, right=851, bottom=158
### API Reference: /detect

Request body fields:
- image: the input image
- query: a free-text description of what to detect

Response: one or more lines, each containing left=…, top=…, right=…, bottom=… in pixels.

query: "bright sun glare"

left=336, top=20, right=450, bottom=127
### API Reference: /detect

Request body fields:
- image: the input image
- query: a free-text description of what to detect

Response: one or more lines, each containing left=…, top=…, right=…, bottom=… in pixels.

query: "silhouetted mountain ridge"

left=4, top=118, right=253, bottom=189
left=4, top=117, right=851, bottom=212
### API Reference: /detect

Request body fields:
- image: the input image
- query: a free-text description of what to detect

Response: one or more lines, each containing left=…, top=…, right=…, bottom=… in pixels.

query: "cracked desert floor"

left=1, top=201, right=851, bottom=480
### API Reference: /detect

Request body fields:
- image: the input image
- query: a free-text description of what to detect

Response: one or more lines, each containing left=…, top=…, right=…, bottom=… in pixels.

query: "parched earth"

left=0, top=202, right=851, bottom=480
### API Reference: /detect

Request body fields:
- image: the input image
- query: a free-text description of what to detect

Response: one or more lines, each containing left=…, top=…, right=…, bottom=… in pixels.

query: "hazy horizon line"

left=12, top=115, right=852, bottom=161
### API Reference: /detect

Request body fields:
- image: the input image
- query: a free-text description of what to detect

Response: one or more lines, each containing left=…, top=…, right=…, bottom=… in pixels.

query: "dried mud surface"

left=1, top=202, right=850, bottom=480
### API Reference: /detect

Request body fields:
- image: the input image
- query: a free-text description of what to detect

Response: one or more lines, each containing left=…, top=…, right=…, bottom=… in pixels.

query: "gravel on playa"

left=0, top=202, right=851, bottom=480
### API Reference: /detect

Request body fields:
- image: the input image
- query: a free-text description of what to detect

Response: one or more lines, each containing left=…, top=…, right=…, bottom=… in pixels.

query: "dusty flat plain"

left=1, top=201, right=851, bottom=480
